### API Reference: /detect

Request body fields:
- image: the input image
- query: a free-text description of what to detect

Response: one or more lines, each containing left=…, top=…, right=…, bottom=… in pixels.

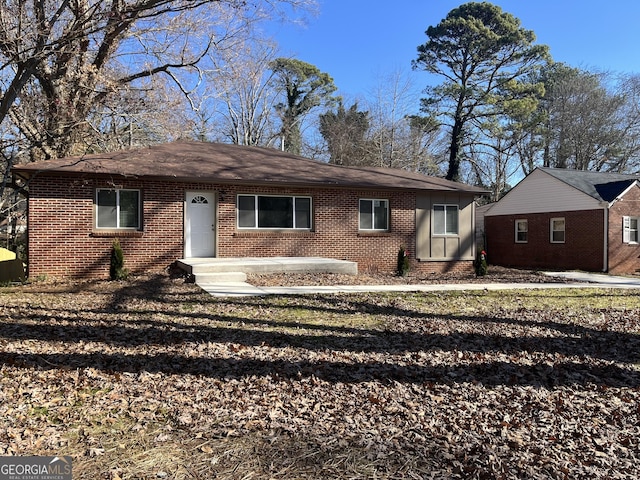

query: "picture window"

left=237, top=195, right=311, bottom=229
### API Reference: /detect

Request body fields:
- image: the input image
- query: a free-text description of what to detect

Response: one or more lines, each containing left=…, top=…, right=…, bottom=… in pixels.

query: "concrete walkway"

left=197, top=271, right=640, bottom=297
left=542, top=271, right=640, bottom=286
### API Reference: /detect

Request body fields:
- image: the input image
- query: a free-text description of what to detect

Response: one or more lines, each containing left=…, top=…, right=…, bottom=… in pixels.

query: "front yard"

left=1, top=275, right=639, bottom=479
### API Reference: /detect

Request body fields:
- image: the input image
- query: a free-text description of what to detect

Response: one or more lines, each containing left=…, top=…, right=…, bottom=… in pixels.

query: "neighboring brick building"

left=12, top=141, right=487, bottom=279
left=485, top=167, right=640, bottom=275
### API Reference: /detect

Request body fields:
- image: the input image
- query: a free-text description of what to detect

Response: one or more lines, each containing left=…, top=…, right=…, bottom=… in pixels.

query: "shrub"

left=110, top=239, right=129, bottom=280
left=397, top=246, right=410, bottom=276
left=475, top=249, right=488, bottom=276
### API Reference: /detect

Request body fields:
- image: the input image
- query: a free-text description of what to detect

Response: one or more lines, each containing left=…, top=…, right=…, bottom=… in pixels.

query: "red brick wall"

left=27, top=174, right=474, bottom=279
left=485, top=210, right=605, bottom=272
left=27, top=176, right=186, bottom=279
left=608, top=184, right=640, bottom=275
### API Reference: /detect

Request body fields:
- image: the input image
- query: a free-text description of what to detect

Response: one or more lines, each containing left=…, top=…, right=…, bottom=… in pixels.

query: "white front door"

left=185, top=191, right=216, bottom=257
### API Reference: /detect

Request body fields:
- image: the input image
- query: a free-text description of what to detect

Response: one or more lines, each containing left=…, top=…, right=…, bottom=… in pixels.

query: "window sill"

left=358, top=231, right=391, bottom=237
left=234, top=230, right=314, bottom=237
left=417, top=256, right=474, bottom=262
left=91, top=230, right=144, bottom=238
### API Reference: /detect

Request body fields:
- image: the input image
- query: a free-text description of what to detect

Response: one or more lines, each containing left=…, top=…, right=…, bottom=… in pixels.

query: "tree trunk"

left=447, top=118, right=463, bottom=181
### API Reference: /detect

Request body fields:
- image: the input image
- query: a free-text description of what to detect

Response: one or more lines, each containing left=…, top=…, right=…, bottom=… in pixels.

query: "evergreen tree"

left=413, top=2, right=549, bottom=181
left=319, top=101, right=370, bottom=165
left=270, top=58, right=338, bottom=155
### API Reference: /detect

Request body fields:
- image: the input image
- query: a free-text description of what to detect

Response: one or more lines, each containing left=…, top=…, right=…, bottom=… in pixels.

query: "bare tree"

left=602, top=73, right=640, bottom=173
left=0, top=1, right=317, bottom=158
left=404, top=114, right=447, bottom=175
left=86, top=74, right=196, bottom=151
left=366, top=69, right=443, bottom=172
left=518, top=64, right=640, bottom=173
left=206, top=39, right=281, bottom=146
left=0, top=0, right=317, bottom=254
left=467, top=123, right=523, bottom=202
left=548, top=69, right=624, bottom=170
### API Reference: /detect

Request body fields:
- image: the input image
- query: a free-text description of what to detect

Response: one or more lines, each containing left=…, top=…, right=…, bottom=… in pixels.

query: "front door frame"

left=184, top=190, right=217, bottom=258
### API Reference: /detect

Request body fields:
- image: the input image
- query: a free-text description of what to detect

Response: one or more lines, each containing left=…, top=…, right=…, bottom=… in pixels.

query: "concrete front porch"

left=176, top=257, right=358, bottom=285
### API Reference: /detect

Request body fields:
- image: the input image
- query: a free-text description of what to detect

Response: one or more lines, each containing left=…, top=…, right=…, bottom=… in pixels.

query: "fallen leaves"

left=0, top=274, right=639, bottom=478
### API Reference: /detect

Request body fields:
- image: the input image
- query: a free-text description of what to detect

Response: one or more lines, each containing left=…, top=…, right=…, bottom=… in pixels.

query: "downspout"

left=602, top=204, right=608, bottom=273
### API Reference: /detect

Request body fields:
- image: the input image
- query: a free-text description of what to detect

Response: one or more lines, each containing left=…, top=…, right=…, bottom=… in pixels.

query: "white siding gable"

left=486, top=169, right=603, bottom=216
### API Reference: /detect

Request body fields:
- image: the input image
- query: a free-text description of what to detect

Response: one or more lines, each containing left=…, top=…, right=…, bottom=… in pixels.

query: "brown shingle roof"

left=12, top=141, right=487, bottom=194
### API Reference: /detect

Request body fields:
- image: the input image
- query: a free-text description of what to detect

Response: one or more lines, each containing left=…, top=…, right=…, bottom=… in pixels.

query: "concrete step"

left=177, top=257, right=358, bottom=276
left=195, top=271, right=247, bottom=284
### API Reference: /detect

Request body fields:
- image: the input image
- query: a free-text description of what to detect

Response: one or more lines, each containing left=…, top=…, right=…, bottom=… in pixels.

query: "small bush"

left=397, top=246, right=410, bottom=276
left=475, top=249, right=488, bottom=277
left=110, top=239, right=129, bottom=280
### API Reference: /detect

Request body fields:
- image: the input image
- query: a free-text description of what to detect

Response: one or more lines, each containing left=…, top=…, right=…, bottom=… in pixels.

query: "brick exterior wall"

left=27, top=174, right=474, bottom=279
left=608, top=184, right=640, bottom=275
left=485, top=210, right=606, bottom=272
left=27, top=176, right=185, bottom=279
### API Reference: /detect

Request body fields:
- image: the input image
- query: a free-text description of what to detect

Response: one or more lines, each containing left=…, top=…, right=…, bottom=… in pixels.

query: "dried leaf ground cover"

left=246, top=266, right=569, bottom=287
left=1, top=275, right=639, bottom=479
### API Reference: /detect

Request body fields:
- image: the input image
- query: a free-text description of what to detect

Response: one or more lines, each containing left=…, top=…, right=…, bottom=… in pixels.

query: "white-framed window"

left=96, top=189, right=141, bottom=229
left=623, top=216, right=639, bottom=244
left=515, top=219, right=528, bottom=243
left=550, top=217, right=565, bottom=243
left=237, top=194, right=312, bottom=229
left=433, top=204, right=459, bottom=235
left=359, top=199, right=389, bottom=231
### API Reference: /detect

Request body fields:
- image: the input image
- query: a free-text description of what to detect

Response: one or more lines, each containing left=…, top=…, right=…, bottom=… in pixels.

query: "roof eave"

left=12, top=168, right=487, bottom=194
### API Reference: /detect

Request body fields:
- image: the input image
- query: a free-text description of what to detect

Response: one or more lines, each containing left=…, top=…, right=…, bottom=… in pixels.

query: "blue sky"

left=270, top=1, right=640, bottom=102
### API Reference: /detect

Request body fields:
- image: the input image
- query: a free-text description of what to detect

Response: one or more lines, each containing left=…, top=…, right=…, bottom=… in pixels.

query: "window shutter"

left=623, top=216, right=631, bottom=243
